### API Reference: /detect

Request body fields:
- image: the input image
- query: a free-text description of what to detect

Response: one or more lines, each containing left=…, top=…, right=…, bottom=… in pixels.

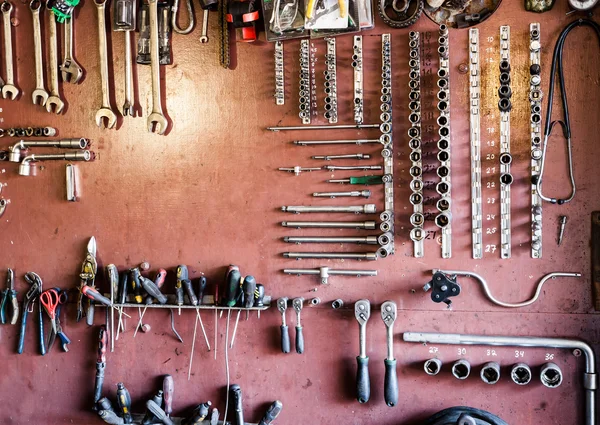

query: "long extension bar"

left=324, top=37, right=338, bottom=123
left=530, top=23, right=543, bottom=258
left=499, top=25, right=512, bottom=259
left=408, top=31, right=424, bottom=258
left=352, top=36, right=363, bottom=124
left=284, top=267, right=377, bottom=284
left=299, top=39, right=311, bottom=124
left=436, top=25, right=452, bottom=259
left=469, top=28, right=483, bottom=259
left=274, top=40, right=284, bottom=105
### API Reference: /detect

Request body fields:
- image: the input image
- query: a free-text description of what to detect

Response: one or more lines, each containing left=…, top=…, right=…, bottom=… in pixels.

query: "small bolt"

left=140, top=261, right=151, bottom=271
left=141, top=324, right=151, bottom=333
left=458, top=63, right=468, bottom=74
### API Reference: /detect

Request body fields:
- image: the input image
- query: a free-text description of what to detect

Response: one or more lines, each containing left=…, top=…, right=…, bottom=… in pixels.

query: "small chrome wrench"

left=60, top=16, right=83, bottom=83
left=45, top=5, right=65, bottom=113
left=122, top=30, right=134, bottom=116
left=1, top=1, right=19, bottom=100
left=30, top=0, right=48, bottom=106
left=95, top=0, right=117, bottom=129
left=199, top=10, right=208, bottom=43
left=147, top=0, right=168, bottom=134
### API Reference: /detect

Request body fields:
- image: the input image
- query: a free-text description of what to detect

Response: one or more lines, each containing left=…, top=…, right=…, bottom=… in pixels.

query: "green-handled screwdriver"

left=327, top=175, right=384, bottom=185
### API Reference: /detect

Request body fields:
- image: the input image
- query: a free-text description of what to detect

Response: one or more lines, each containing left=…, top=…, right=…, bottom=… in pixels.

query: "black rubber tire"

left=422, top=406, right=509, bottom=425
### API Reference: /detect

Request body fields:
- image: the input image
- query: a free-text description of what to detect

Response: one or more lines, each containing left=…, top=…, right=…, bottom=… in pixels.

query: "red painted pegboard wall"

left=0, top=0, right=599, bottom=424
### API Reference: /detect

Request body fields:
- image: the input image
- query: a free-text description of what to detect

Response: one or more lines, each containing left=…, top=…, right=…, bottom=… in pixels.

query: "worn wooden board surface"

left=0, top=0, right=599, bottom=423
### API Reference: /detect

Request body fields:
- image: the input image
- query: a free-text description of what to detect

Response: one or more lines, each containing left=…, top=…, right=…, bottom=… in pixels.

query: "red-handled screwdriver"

left=82, top=286, right=112, bottom=307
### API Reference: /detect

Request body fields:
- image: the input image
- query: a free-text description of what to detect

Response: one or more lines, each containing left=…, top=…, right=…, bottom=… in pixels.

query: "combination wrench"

left=60, top=16, right=83, bottom=83
left=30, top=0, right=48, bottom=106
left=147, top=0, right=168, bottom=134
left=95, top=0, right=117, bottom=129
left=46, top=5, right=65, bottom=113
left=1, top=1, right=19, bottom=100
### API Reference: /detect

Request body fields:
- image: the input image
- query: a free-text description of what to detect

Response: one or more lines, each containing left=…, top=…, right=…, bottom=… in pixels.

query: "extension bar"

left=530, top=23, right=543, bottom=258
left=408, top=31, right=424, bottom=258
left=274, top=40, right=284, bottom=105
left=469, top=28, right=483, bottom=259
left=352, top=36, right=363, bottom=124
left=324, top=37, right=338, bottom=123
left=436, top=25, right=452, bottom=259
left=403, top=332, right=597, bottom=425
left=499, top=26, right=512, bottom=259
left=283, top=267, right=377, bottom=284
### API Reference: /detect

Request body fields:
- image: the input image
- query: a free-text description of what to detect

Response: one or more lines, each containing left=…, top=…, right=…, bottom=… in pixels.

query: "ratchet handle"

left=17, top=306, right=29, bottom=354
left=38, top=301, right=46, bottom=356
left=384, top=358, right=398, bottom=407
left=280, top=325, right=290, bottom=353
left=356, top=356, right=370, bottom=404
left=295, top=326, right=304, bottom=354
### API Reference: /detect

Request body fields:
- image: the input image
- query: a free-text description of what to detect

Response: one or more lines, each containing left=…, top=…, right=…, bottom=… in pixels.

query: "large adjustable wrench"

left=46, top=6, right=65, bottom=113
left=147, top=0, right=168, bottom=134
left=95, top=0, right=117, bottom=129
left=60, top=16, right=83, bottom=83
left=30, top=0, right=48, bottom=106
left=1, top=1, right=19, bottom=100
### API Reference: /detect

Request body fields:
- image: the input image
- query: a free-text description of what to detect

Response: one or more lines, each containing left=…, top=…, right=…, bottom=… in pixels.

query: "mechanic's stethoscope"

left=536, top=18, right=600, bottom=205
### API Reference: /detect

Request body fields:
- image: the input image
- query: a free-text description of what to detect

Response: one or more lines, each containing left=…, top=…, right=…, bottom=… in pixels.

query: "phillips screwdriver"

left=258, top=400, right=283, bottom=425
left=142, top=390, right=164, bottom=425
left=82, top=286, right=113, bottom=307
left=146, top=400, right=175, bottom=425
left=176, top=265, right=188, bottom=307
left=94, top=325, right=108, bottom=409
left=1, top=268, right=19, bottom=324
left=327, top=175, right=383, bottom=185
left=163, top=375, right=174, bottom=418
left=116, top=382, right=133, bottom=424
left=129, top=268, right=144, bottom=304
left=145, top=269, right=167, bottom=305
left=254, top=283, right=265, bottom=318
left=182, top=279, right=198, bottom=305
left=140, top=276, right=168, bottom=304
left=229, top=384, right=244, bottom=425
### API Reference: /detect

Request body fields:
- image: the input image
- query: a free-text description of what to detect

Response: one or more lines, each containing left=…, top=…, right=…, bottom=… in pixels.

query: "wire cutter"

left=0, top=268, right=19, bottom=324
left=77, top=236, right=98, bottom=325
left=46, top=288, right=71, bottom=352
left=17, top=272, right=45, bottom=355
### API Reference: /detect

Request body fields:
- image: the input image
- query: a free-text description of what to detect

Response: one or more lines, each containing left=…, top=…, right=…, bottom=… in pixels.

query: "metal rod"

left=324, top=165, right=381, bottom=171
left=295, top=139, right=380, bottom=145
left=267, top=124, right=380, bottom=131
left=282, top=204, right=376, bottom=214
left=312, top=154, right=371, bottom=160
left=283, top=252, right=378, bottom=260
left=284, top=267, right=377, bottom=284
left=282, top=220, right=376, bottom=229
left=284, top=236, right=378, bottom=244
left=313, top=191, right=371, bottom=198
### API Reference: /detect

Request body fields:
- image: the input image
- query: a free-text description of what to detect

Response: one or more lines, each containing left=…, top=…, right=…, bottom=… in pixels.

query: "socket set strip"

left=324, top=38, right=338, bottom=124
left=299, top=39, right=311, bottom=124
left=498, top=26, right=512, bottom=259
left=378, top=33, right=394, bottom=259
left=352, top=36, right=364, bottom=124
left=275, top=41, right=284, bottom=106
left=408, top=31, right=424, bottom=258
left=469, top=28, right=483, bottom=259
left=529, top=23, right=543, bottom=258
left=436, top=25, right=452, bottom=259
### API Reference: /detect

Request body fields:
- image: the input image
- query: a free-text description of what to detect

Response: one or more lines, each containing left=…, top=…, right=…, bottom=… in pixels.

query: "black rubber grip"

left=38, top=301, right=46, bottom=355
left=86, top=301, right=95, bottom=327
left=140, top=277, right=168, bottom=304
left=356, top=356, right=370, bottom=403
left=17, top=307, right=28, bottom=354
left=280, top=325, right=290, bottom=353
left=175, top=283, right=184, bottom=306
left=384, top=358, right=398, bottom=407
left=182, top=279, right=198, bottom=305
left=295, top=326, right=304, bottom=354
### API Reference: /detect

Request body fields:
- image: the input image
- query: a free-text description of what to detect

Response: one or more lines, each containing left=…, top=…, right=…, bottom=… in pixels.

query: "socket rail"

left=499, top=26, right=512, bottom=259
left=469, top=28, right=483, bottom=259
left=324, top=37, right=338, bottom=123
left=275, top=40, right=284, bottom=105
left=299, top=39, right=311, bottom=124
left=352, top=36, right=363, bottom=124
left=408, top=31, right=424, bottom=258
left=378, top=33, right=394, bottom=258
left=436, top=25, right=452, bottom=259
left=530, top=23, right=543, bottom=258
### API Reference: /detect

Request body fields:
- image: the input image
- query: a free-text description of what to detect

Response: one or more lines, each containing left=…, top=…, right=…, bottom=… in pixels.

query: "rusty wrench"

left=30, top=0, right=48, bottom=106
left=45, top=5, right=64, bottom=113
left=60, top=17, right=83, bottom=83
left=1, top=1, right=19, bottom=100
left=147, top=0, right=168, bottom=134
left=95, top=0, right=117, bottom=128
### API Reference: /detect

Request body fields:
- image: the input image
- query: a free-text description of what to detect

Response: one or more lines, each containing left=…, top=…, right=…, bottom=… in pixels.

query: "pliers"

left=47, top=289, right=71, bottom=352
left=77, top=236, right=98, bottom=326
left=0, top=268, right=19, bottom=324
left=17, top=272, right=45, bottom=355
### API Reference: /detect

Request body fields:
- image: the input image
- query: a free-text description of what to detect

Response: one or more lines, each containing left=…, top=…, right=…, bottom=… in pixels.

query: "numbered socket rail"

left=408, top=31, right=424, bottom=258
left=469, top=28, right=483, bottom=259
left=299, top=39, right=311, bottom=124
left=275, top=40, right=284, bottom=105
left=324, top=37, right=338, bottom=124
left=530, top=24, right=543, bottom=258
left=379, top=33, right=394, bottom=259
left=498, top=26, right=512, bottom=259
left=436, top=25, right=452, bottom=259
left=352, top=36, right=363, bottom=124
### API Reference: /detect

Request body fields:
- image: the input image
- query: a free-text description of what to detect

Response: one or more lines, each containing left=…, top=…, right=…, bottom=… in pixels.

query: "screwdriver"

left=243, top=275, right=256, bottom=320
left=142, top=390, right=164, bottom=425
left=182, top=279, right=198, bottom=305
left=82, top=286, right=112, bottom=306
left=140, top=276, right=168, bottom=304
left=184, top=402, right=211, bottom=425
left=327, top=175, right=384, bottom=185
left=229, top=384, right=244, bottom=425
left=210, top=408, right=219, bottom=425
left=145, top=269, right=167, bottom=305
left=176, top=265, right=188, bottom=307
left=97, top=397, right=114, bottom=412
left=223, top=266, right=241, bottom=307
left=255, top=283, right=265, bottom=318
left=129, top=268, right=143, bottom=304
left=98, top=409, right=125, bottom=425
left=146, top=399, right=175, bottom=425
left=118, top=272, right=128, bottom=304
left=196, top=276, right=207, bottom=304
left=94, top=325, right=108, bottom=409
left=258, top=400, right=283, bottom=425
left=163, top=375, right=174, bottom=418
left=1, top=268, right=19, bottom=324
left=116, top=382, right=132, bottom=424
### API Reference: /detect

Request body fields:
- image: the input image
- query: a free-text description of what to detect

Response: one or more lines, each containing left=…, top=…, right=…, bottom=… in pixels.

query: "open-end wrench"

left=45, top=5, right=65, bottom=113
left=60, top=16, right=83, bottom=83
left=1, top=1, right=19, bottom=100
left=95, top=0, right=117, bottom=129
left=122, top=30, right=134, bottom=116
left=30, top=0, right=48, bottom=106
left=354, top=299, right=370, bottom=404
left=147, top=0, right=168, bottom=134
left=381, top=301, right=398, bottom=407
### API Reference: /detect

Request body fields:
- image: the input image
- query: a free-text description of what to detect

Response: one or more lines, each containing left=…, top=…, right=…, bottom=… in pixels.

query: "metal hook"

left=171, top=0, right=194, bottom=34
